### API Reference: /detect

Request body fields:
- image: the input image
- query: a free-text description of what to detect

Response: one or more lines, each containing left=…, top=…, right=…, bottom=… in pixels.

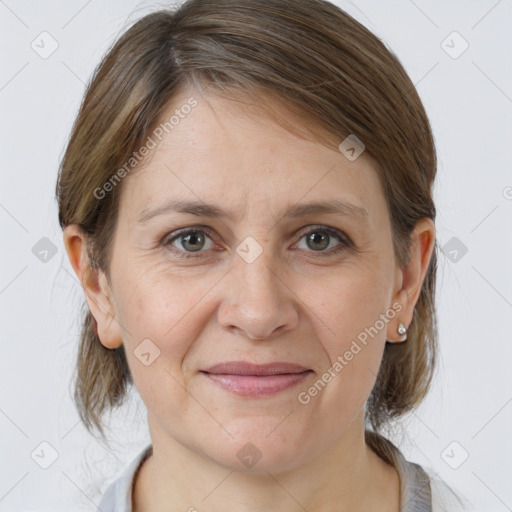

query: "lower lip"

left=201, top=371, right=313, bottom=397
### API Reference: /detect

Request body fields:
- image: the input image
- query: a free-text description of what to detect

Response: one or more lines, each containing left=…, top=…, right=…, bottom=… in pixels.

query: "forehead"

left=119, top=86, right=386, bottom=226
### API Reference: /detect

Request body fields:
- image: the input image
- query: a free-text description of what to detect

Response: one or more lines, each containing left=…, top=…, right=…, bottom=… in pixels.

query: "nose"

left=217, top=248, right=299, bottom=341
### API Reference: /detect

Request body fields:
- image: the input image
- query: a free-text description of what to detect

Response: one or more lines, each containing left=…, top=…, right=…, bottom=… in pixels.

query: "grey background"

left=1, top=0, right=511, bottom=510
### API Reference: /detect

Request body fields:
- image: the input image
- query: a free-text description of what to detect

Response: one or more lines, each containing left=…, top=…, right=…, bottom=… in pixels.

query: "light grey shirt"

left=97, top=442, right=471, bottom=512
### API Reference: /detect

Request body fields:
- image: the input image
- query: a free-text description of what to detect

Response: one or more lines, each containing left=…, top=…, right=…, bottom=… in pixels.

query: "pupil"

left=308, top=231, right=328, bottom=251
left=183, top=232, right=204, bottom=252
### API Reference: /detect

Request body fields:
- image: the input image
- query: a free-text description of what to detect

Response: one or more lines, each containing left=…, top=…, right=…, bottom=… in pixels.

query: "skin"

left=64, top=84, right=435, bottom=512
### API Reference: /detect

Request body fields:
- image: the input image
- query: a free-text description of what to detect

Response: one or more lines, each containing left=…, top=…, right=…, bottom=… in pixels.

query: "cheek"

left=112, top=275, right=178, bottom=364
left=113, top=273, right=207, bottom=420
left=308, top=263, right=391, bottom=349
left=304, top=266, right=390, bottom=409
left=113, top=267, right=219, bottom=374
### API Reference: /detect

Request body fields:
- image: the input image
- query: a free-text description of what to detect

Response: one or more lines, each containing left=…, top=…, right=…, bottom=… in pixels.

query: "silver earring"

left=397, top=323, right=407, bottom=338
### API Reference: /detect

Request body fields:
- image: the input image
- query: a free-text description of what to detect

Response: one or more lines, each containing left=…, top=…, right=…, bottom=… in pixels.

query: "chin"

left=200, top=419, right=314, bottom=474
left=211, top=446, right=307, bottom=474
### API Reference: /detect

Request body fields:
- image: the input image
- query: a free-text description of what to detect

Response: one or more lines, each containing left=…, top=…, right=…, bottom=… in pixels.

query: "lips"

left=203, top=361, right=311, bottom=376
left=200, top=361, right=313, bottom=397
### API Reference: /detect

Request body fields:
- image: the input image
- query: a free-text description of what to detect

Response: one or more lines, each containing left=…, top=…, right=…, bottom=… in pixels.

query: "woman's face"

left=92, top=86, right=414, bottom=471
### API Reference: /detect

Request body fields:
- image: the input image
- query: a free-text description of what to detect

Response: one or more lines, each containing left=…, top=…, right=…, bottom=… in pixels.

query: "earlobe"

left=387, top=218, right=436, bottom=343
left=387, top=288, right=410, bottom=343
left=63, top=225, right=123, bottom=349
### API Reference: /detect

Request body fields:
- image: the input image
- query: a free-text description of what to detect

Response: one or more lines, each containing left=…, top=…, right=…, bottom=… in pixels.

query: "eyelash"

left=161, top=225, right=353, bottom=259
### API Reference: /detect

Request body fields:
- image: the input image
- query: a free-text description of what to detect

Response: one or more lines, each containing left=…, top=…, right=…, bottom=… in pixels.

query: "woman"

left=56, top=0, right=472, bottom=510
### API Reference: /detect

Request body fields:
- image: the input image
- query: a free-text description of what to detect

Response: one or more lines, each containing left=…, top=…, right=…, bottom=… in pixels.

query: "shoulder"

left=98, top=444, right=153, bottom=512
left=365, top=432, right=474, bottom=512
left=429, top=473, right=475, bottom=512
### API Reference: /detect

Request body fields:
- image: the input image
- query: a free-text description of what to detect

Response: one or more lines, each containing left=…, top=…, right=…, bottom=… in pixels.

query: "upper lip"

left=202, top=361, right=312, bottom=376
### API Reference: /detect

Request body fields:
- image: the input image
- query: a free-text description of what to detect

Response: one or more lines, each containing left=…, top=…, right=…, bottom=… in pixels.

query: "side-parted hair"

left=56, top=0, right=438, bottom=465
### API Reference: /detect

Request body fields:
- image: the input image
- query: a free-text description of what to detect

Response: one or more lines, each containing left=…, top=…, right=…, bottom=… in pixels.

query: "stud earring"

left=397, top=323, right=407, bottom=339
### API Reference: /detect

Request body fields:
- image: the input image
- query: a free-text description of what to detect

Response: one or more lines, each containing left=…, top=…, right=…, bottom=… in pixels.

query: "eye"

left=294, top=226, right=351, bottom=255
left=162, top=225, right=352, bottom=259
left=163, top=227, right=217, bottom=257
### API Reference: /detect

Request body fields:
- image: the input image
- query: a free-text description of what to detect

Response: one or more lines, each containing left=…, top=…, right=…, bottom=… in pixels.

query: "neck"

left=133, top=415, right=400, bottom=512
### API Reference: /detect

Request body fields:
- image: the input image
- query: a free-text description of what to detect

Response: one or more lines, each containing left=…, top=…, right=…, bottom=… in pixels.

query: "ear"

left=387, top=217, right=436, bottom=343
left=63, top=224, right=123, bottom=349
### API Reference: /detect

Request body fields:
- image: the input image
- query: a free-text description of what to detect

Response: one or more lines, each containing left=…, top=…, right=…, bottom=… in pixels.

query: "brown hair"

left=56, top=0, right=438, bottom=462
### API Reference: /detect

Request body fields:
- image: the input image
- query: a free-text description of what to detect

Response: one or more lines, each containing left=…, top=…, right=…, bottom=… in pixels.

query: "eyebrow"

left=137, top=199, right=369, bottom=224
